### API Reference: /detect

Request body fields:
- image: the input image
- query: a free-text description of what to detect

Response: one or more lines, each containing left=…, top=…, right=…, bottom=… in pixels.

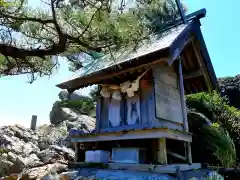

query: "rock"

left=25, top=154, right=44, bottom=168
left=1, top=174, right=19, bottom=180
left=0, top=159, right=13, bottom=177
left=14, top=156, right=26, bottom=171
left=59, top=90, right=87, bottom=101
left=50, top=101, right=71, bottom=125
left=7, top=154, right=43, bottom=174
left=219, top=75, right=240, bottom=109
left=37, top=149, right=60, bottom=163
left=38, top=137, right=52, bottom=151
left=0, top=116, right=94, bottom=178
left=37, top=122, right=69, bottom=148
left=49, top=145, right=75, bottom=161
left=50, top=99, right=96, bottom=127
left=23, top=142, right=40, bottom=157
left=8, top=125, right=35, bottom=143
left=23, top=162, right=67, bottom=179
left=0, top=153, right=23, bottom=176
left=7, top=152, right=17, bottom=162
left=66, top=115, right=95, bottom=132
left=11, top=140, right=25, bottom=155
left=42, top=174, right=61, bottom=180
left=60, top=171, right=79, bottom=179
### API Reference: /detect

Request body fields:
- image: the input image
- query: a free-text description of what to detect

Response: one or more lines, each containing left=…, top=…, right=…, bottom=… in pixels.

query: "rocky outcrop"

left=219, top=75, right=240, bottom=109
left=0, top=96, right=97, bottom=179
left=49, top=102, right=96, bottom=129
left=0, top=124, right=75, bottom=178
left=50, top=90, right=96, bottom=125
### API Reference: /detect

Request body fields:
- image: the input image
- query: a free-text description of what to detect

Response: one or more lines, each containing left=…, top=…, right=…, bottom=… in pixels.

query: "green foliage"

left=60, top=96, right=95, bottom=115
left=0, top=0, right=185, bottom=81
left=202, top=124, right=236, bottom=168
left=0, top=148, right=9, bottom=155
left=89, top=86, right=99, bottom=102
left=186, top=91, right=240, bottom=142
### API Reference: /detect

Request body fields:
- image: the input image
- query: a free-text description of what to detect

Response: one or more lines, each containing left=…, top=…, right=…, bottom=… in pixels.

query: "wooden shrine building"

left=56, top=9, right=217, bottom=168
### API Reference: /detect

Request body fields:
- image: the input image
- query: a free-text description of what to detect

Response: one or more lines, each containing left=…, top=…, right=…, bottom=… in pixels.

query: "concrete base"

left=70, top=168, right=224, bottom=180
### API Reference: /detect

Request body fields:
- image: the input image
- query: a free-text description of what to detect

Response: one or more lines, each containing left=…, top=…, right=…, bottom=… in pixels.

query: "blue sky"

left=0, top=0, right=239, bottom=127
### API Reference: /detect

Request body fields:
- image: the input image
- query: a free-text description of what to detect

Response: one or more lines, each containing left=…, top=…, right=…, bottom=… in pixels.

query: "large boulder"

left=219, top=75, right=240, bottom=109
left=49, top=101, right=96, bottom=126
left=58, top=90, right=86, bottom=101
left=49, top=101, right=71, bottom=125
left=50, top=90, right=96, bottom=125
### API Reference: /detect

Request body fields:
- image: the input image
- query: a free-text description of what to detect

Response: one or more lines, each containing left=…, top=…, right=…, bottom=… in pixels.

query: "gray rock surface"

left=59, top=90, right=86, bottom=101
left=50, top=89, right=96, bottom=125
left=0, top=106, right=96, bottom=179
left=37, top=149, right=60, bottom=163
left=49, top=101, right=96, bottom=128
left=0, top=124, right=74, bottom=178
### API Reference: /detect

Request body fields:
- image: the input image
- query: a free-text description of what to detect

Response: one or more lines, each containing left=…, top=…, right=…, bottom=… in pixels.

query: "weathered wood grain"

left=70, top=128, right=192, bottom=143
left=108, top=98, right=122, bottom=127
left=100, top=98, right=109, bottom=129
left=126, top=93, right=141, bottom=125
left=157, top=138, right=167, bottom=165
left=153, top=64, right=183, bottom=124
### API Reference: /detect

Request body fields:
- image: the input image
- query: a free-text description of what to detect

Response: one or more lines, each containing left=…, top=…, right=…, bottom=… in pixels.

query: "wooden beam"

left=70, top=128, right=192, bottom=143
left=183, top=68, right=204, bottom=80
left=178, top=58, right=193, bottom=164
left=178, top=59, right=189, bottom=132
left=167, top=150, right=187, bottom=161
left=152, top=139, right=158, bottom=163
left=193, top=23, right=218, bottom=91
left=184, top=143, right=192, bottom=164
left=157, top=138, right=167, bottom=165
left=191, top=40, right=212, bottom=91
left=57, top=57, right=169, bottom=90
left=108, top=163, right=201, bottom=174
left=74, top=143, right=79, bottom=162
left=96, top=92, right=101, bottom=133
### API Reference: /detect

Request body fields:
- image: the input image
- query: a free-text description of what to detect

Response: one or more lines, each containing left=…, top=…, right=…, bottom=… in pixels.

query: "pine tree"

left=0, top=0, right=183, bottom=82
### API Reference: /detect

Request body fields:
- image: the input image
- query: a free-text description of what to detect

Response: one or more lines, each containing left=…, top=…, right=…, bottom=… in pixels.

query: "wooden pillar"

left=30, top=115, right=37, bottom=131
left=178, top=58, right=192, bottom=164
left=74, top=143, right=79, bottom=162
left=96, top=87, right=101, bottom=133
left=157, top=138, right=167, bottom=165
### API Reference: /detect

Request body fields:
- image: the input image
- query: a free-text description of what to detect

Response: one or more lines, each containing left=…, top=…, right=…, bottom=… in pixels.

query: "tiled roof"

left=67, top=24, right=188, bottom=81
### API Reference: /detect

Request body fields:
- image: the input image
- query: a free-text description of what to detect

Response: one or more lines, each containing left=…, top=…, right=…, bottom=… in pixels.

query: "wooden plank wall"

left=152, top=64, right=184, bottom=124
left=140, top=81, right=155, bottom=125
left=100, top=98, right=109, bottom=129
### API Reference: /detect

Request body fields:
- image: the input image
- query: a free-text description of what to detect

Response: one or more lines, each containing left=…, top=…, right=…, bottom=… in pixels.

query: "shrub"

left=186, top=91, right=240, bottom=143
left=203, top=124, right=236, bottom=168
left=60, top=95, right=95, bottom=115
left=0, top=148, right=9, bottom=155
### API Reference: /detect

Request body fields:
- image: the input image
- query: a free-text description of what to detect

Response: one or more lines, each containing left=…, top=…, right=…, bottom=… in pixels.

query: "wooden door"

left=108, top=97, right=124, bottom=127
left=126, top=93, right=141, bottom=125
